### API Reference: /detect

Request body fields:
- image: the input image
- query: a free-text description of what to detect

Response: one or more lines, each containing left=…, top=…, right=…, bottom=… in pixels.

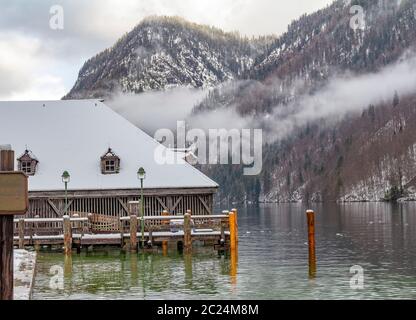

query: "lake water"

left=32, top=203, right=416, bottom=300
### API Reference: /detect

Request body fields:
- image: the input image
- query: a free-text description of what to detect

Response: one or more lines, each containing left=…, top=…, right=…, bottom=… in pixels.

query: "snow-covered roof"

left=0, top=100, right=218, bottom=192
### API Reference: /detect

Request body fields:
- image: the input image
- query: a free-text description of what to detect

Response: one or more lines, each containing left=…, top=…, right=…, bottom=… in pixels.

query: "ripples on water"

left=33, top=203, right=416, bottom=300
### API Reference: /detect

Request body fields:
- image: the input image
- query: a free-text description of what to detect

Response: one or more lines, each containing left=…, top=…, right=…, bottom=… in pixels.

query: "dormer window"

left=18, top=149, right=39, bottom=176
left=101, top=148, right=120, bottom=174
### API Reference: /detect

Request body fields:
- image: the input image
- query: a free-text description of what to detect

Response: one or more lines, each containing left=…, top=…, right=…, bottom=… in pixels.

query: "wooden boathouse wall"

left=20, top=188, right=216, bottom=229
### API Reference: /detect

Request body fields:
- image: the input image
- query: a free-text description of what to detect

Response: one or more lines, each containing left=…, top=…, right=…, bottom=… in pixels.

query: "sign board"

left=0, top=172, right=28, bottom=215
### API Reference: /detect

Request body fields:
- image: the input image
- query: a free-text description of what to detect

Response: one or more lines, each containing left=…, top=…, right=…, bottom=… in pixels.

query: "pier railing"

left=12, top=209, right=238, bottom=254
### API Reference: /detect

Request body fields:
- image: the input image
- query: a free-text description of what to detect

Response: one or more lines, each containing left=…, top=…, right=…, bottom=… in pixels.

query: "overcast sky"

left=0, top=0, right=333, bottom=101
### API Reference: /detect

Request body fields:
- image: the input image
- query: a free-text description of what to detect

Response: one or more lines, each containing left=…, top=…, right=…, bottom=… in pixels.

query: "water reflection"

left=33, top=203, right=416, bottom=299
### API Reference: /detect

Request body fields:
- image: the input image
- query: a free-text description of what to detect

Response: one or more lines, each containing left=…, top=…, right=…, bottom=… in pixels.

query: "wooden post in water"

left=162, top=210, right=169, bottom=225
left=119, top=218, right=124, bottom=249
left=130, top=215, right=138, bottom=253
left=128, top=201, right=139, bottom=252
left=63, top=215, right=72, bottom=255
left=231, top=208, right=238, bottom=243
left=0, top=148, right=15, bottom=300
left=306, top=209, right=317, bottom=278
left=162, top=241, right=168, bottom=256
left=228, top=210, right=237, bottom=251
left=230, top=245, right=238, bottom=287
left=162, top=210, right=169, bottom=253
left=184, top=210, right=192, bottom=253
left=18, top=218, right=25, bottom=249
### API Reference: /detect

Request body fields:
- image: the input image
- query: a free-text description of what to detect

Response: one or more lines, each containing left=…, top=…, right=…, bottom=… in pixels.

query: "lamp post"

left=137, top=167, right=146, bottom=248
left=61, top=171, right=70, bottom=216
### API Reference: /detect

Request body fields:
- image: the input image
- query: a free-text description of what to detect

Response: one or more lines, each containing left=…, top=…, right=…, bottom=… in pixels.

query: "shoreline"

left=13, top=249, right=37, bottom=300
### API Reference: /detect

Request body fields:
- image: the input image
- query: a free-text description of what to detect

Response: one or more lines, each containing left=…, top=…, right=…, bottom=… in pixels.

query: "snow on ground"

left=14, top=249, right=37, bottom=300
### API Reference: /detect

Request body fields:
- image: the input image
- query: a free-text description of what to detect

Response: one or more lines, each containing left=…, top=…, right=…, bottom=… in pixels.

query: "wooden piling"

left=230, top=245, right=238, bottom=284
left=18, top=218, right=25, bottom=249
left=63, top=215, right=72, bottom=255
left=228, top=211, right=237, bottom=251
left=231, top=208, right=238, bottom=243
left=306, top=209, right=316, bottom=278
left=162, top=241, right=168, bottom=256
left=119, top=219, right=125, bottom=249
left=162, top=210, right=169, bottom=251
left=0, top=149, right=15, bottom=300
left=162, top=210, right=169, bottom=225
left=184, top=210, right=192, bottom=253
left=130, top=215, right=138, bottom=253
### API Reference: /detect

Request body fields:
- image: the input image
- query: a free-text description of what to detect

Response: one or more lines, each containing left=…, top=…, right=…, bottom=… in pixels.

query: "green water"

left=32, top=203, right=416, bottom=300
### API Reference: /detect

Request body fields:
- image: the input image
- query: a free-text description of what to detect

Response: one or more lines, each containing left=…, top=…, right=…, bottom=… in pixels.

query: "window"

left=105, top=160, right=116, bottom=173
left=17, top=150, right=39, bottom=176
left=101, top=148, right=120, bottom=174
left=21, top=161, right=32, bottom=174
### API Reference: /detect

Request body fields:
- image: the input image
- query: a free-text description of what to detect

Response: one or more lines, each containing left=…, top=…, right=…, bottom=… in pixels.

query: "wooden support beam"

left=198, top=196, right=212, bottom=215
left=231, top=208, right=238, bottom=243
left=63, top=215, right=72, bottom=255
left=119, top=219, right=125, bottom=249
left=162, top=210, right=169, bottom=252
left=162, top=210, right=170, bottom=225
left=184, top=210, right=192, bottom=253
left=117, top=199, right=129, bottom=215
left=47, top=199, right=61, bottom=216
left=162, top=242, right=168, bottom=255
left=228, top=211, right=237, bottom=251
left=130, top=215, right=138, bottom=253
left=156, top=197, right=168, bottom=212
left=0, top=215, right=13, bottom=300
left=0, top=148, right=15, bottom=300
left=171, top=197, right=183, bottom=212
left=18, top=218, right=25, bottom=249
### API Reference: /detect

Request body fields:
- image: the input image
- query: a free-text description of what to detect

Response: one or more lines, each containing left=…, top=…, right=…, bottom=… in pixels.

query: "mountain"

left=65, top=0, right=416, bottom=203
left=64, top=16, right=274, bottom=99
left=195, top=0, right=416, bottom=203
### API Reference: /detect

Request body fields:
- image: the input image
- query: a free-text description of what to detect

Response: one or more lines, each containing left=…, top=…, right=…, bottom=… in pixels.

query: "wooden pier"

left=13, top=208, right=238, bottom=254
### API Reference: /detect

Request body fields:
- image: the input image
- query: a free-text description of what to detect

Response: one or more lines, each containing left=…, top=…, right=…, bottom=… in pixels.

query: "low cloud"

left=107, top=51, right=416, bottom=146
left=265, top=51, right=416, bottom=141
left=107, top=87, right=208, bottom=134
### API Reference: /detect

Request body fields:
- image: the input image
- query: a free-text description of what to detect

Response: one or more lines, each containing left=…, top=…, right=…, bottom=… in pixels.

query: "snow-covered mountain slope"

left=64, top=16, right=274, bottom=99
left=197, top=0, right=416, bottom=203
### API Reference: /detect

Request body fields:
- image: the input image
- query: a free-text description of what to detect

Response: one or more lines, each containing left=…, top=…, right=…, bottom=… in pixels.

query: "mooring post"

left=306, top=209, right=317, bottom=278
left=231, top=208, right=239, bottom=243
left=130, top=215, right=138, bottom=253
left=18, top=218, right=25, bottom=249
left=63, top=215, right=72, bottom=255
left=162, top=210, right=169, bottom=225
left=228, top=210, right=237, bottom=251
left=229, top=212, right=238, bottom=288
left=230, top=245, right=238, bottom=287
left=184, top=210, right=192, bottom=253
left=162, top=241, right=168, bottom=256
left=119, top=219, right=125, bottom=249
left=162, top=210, right=169, bottom=252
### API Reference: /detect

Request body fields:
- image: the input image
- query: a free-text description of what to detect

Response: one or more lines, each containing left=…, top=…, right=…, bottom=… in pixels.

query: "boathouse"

left=0, top=100, right=218, bottom=230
